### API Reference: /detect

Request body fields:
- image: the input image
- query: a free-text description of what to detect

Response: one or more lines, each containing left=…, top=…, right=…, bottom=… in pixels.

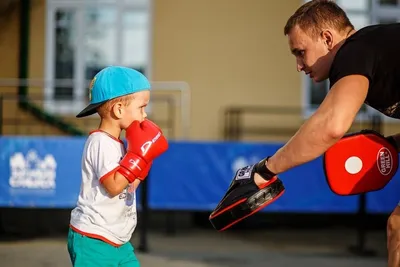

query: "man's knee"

left=387, top=206, right=400, bottom=246
left=388, top=205, right=400, bottom=227
left=388, top=206, right=400, bottom=232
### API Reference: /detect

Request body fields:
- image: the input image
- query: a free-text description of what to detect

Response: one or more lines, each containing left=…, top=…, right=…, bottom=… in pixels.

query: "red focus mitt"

left=323, top=129, right=399, bottom=196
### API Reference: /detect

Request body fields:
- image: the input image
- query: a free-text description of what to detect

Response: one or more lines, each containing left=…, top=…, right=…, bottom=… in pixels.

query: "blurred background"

left=0, top=0, right=399, bottom=266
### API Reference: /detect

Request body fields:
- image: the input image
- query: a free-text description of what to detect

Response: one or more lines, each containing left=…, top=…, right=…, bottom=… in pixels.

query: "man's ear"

left=321, top=30, right=334, bottom=50
left=111, top=102, right=124, bottom=119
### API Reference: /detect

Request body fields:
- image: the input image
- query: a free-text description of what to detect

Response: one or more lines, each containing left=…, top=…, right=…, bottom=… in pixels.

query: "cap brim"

left=76, top=101, right=107, bottom=118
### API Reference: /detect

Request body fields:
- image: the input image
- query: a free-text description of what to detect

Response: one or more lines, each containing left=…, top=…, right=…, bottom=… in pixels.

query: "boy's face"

left=120, top=90, right=150, bottom=129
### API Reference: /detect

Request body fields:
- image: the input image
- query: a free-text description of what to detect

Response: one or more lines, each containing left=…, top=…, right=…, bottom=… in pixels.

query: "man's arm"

left=266, top=75, right=369, bottom=174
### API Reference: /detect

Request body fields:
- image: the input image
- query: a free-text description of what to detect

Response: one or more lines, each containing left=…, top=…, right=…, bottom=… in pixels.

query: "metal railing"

left=0, top=78, right=191, bottom=139
left=0, top=93, right=177, bottom=138
left=223, top=105, right=303, bottom=140
left=223, top=105, right=377, bottom=141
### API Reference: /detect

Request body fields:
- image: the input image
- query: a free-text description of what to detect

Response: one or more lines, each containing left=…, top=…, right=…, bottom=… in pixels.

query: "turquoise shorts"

left=67, top=228, right=140, bottom=267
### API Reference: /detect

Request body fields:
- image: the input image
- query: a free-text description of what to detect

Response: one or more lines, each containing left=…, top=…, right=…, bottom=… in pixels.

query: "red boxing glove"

left=117, top=120, right=168, bottom=183
left=139, top=161, right=153, bottom=180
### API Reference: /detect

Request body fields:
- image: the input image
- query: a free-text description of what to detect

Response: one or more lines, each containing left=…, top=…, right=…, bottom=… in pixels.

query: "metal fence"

left=0, top=80, right=191, bottom=139
left=0, top=93, right=176, bottom=137
left=223, top=104, right=381, bottom=141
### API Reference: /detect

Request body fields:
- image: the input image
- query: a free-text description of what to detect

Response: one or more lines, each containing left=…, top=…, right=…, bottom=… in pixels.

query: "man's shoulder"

left=330, top=23, right=400, bottom=80
left=337, top=32, right=373, bottom=55
left=350, top=23, right=400, bottom=39
left=328, top=36, right=376, bottom=88
left=340, top=23, right=400, bottom=51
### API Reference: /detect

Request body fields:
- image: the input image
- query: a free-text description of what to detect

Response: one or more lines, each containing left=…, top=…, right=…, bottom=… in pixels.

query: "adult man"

left=211, top=0, right=400, bottom=265
left=276, top=0, right=400, bottom=265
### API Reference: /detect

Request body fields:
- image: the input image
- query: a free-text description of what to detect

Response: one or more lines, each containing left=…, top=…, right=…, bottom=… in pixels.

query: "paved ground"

left=0, top=228, right=388, bottom=267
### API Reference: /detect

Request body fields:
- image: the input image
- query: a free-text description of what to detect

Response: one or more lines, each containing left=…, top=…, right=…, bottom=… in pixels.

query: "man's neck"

left=332, top=28, right=356, bottom=55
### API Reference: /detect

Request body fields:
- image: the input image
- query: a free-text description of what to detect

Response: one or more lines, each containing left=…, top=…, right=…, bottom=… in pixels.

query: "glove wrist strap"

left=255, top=157, right=276, bottom=180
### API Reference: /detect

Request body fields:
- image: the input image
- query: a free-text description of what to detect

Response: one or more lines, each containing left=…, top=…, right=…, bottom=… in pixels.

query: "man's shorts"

left=67, top=228, right=140, bottom=267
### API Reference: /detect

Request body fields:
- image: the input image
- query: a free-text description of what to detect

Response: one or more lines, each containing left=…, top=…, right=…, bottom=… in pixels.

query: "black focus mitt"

left=209, top=158, right=285, bottom=231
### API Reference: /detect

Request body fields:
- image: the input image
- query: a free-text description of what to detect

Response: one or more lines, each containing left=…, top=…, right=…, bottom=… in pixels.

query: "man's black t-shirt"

left=329, top=23, right=400, bottom=118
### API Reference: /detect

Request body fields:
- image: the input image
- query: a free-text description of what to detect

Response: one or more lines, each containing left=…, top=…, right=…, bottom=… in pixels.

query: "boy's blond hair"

left=97, top=94, right=135, bottom=118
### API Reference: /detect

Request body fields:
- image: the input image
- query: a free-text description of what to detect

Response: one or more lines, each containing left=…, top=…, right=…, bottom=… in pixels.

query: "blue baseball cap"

left=76, top=66, right=151, bottom=118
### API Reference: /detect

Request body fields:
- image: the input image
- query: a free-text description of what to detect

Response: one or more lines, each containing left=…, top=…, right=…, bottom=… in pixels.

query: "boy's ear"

left=111, top=102, right=124, bottom=119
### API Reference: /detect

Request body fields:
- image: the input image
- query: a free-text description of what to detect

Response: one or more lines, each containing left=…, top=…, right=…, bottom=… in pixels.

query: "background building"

left=0, top=1, right=399, bottom=266
left=2, top=0, right=399, bottom=140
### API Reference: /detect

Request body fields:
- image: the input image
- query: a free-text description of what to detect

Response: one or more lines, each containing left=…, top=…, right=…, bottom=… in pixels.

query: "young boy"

left=67, top=66, right=168, bottom=267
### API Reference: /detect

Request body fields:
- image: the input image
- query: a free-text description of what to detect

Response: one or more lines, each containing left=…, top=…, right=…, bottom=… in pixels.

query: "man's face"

left=287, top=25, right=333, bottom=82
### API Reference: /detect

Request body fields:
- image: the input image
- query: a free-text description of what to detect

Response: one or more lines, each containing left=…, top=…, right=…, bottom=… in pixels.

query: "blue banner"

left=0, top=137, right=398, bottom=214
left=0, top=136, right=83, bottom=208
left=148, top=141, right=360, bottom=213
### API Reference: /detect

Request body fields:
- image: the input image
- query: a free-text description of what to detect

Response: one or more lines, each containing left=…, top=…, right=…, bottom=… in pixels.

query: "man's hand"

left=209, top=157, right=285, bottom=231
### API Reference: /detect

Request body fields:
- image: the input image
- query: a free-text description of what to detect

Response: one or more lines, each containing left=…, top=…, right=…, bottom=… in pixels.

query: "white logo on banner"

left=231, top=156, right=261, bottom=174
left=9, top=150, right=57, bottom=189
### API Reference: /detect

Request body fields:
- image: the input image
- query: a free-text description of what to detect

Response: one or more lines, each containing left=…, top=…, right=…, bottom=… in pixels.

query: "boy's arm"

left=98, top=120, right=167, bottom=197
left=88, top=137, right=126, bottom=197
left=101, top=171, right=130, bottom=197
left=88, top=136, right=144, bottom=197
left=101, top=161, right=152, bottom=197
left=102, top=172, right=143, bottom=197
left=132, top=179, right=141, bottom=191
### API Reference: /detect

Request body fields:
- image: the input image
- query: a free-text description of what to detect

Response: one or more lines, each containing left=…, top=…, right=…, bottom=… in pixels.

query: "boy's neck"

left=98, top=119, right=122, bottom=140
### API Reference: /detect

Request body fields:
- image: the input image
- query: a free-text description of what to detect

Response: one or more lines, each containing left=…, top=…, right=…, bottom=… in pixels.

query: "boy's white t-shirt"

left=70, top=131, right=137, bottom=246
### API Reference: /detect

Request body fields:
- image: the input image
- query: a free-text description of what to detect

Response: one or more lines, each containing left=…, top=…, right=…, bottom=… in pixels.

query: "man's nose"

left=296, top=59, right=304, bottom=72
